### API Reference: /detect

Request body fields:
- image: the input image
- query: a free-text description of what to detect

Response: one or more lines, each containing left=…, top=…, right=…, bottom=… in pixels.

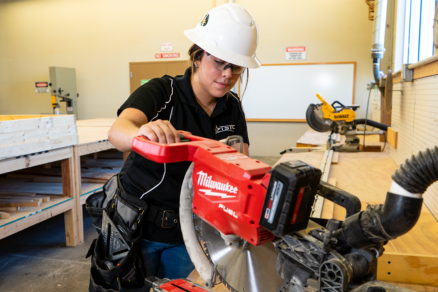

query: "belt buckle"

left=161, top=210, right=174, bottom=228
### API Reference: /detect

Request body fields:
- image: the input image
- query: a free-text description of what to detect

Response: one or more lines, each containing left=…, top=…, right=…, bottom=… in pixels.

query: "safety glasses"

left=204, top=51, right=246, bottom=75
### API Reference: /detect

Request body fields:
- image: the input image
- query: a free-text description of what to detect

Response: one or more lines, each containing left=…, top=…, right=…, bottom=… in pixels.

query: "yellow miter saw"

left=306, top=93, right=388, bottom=152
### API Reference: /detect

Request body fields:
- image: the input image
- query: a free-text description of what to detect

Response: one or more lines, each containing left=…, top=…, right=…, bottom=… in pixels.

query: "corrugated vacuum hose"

left=338, top=147, right=438, bottom=249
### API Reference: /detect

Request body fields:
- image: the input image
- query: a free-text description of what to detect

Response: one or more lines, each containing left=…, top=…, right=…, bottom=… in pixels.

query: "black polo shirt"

left=117, top=67, right=249, bottom=242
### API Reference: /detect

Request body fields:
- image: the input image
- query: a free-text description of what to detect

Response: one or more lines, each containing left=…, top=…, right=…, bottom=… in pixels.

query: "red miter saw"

left=132, top=132, right=431, bottom=292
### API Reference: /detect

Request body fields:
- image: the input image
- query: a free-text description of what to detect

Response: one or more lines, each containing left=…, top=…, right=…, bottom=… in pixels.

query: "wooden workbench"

left=0, top=115, right=80, bottom=246
left=0, top=147, right=79, bottom=246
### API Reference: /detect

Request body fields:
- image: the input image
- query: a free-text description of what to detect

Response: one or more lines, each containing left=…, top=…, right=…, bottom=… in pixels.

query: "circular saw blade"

left=306, top=103, right=332, bottom=132
left=199, top=219, right=284, bottom=292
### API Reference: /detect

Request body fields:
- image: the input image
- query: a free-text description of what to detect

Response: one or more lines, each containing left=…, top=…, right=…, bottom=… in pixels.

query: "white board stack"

left=0, top=115, right=78, bottom=159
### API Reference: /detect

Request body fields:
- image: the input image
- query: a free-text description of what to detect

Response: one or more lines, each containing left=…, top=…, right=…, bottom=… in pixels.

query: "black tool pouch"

left=87, top=236, right=147, bottom=291
left=85, top=174, right=149, bottom=291
left=85, top=174, right=119, bottom=233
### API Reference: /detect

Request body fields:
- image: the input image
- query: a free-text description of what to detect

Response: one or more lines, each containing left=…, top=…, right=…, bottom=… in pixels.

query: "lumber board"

left=0, top=212, right=9, bottom=219
left=377, top=253, right=438, bottom=285
left=0, top=191, right=36, bottom=197
left=0, top=197, right=74, bottom=240
left=297, top=129, right=331, bottom=147
left=388, top=127, right=398, bottom=149
left=0, top=195, right=49, bottom=202
left=0, top=125, right=77, bottom=146
left=0, top=115, right=75, bottom=134
left=332, top=152, right=339, bottom=164
left=0, top=147, right=73, bottom=175
left=0, top=207, right=17, bottom=213
left=0, top=199, right=41, bottom=207
left=0, top=134, right=78, bottom=159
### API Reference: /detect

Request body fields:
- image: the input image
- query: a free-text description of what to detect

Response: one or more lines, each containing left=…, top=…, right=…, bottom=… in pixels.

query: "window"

left=403, top=0, right=436, bottom=64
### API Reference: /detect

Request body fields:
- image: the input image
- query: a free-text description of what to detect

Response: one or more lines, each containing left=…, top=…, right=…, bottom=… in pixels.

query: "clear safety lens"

left=205, top=52, right=245, bottom=75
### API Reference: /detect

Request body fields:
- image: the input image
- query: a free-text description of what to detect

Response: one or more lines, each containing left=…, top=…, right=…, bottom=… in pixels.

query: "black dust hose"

left=392, top=146, right=438, bottom=194
left=337, top=147, right=438, bottom=249
left=354, top=119, right=388, bottom=131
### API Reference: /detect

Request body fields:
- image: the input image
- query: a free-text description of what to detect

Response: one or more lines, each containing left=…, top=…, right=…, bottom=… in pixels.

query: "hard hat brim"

left=184, top=28, right=261, bottom=69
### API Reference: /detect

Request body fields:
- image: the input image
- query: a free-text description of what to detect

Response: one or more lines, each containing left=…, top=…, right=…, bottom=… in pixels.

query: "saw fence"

left=0, top=117, right=119, bottom=247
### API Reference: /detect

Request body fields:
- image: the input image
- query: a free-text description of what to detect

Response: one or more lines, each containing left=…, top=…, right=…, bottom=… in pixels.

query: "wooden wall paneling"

left=390, top=75, right=438, bottom=220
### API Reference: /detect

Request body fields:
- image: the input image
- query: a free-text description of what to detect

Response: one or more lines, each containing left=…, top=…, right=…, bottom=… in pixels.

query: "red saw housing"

left=132, top=131, right=275, bottom=246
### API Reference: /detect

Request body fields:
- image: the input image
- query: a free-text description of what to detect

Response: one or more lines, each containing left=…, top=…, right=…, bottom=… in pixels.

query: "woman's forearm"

left=108, top=117, right=141, bottom=152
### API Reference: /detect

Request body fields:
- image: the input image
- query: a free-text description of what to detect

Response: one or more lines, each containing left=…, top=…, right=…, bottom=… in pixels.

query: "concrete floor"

left=0, top=206, right=95, bottom=291
left=0, top=156, right=280, bottom=292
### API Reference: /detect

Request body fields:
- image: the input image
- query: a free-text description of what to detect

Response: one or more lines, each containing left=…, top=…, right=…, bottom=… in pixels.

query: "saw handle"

left=317, top=181, right=362, bottom=218
left=316, top=93, right=335, bottom=113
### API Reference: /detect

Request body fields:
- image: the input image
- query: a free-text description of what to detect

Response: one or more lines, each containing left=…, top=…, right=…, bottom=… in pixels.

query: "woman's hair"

left=187, top=44, right=249, bottom=99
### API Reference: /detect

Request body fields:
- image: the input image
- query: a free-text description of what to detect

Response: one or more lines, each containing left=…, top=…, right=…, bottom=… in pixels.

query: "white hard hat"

left=184, top=3, right=260, bottom=68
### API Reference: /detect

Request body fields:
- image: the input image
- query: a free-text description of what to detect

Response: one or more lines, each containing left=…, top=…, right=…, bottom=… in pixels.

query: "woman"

left=108, top=3, right=260, bottom=280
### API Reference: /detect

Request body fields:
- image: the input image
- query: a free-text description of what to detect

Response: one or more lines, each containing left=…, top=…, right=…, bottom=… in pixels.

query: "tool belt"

left=148, top=205, right=180, bottom=229
left=85, top=174, right=181, bottom=291
left=85, top=174, right=149, bottom=292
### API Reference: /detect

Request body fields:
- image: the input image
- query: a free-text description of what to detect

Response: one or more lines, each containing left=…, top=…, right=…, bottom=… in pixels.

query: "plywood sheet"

left=76, top=118, right=116, bottom=127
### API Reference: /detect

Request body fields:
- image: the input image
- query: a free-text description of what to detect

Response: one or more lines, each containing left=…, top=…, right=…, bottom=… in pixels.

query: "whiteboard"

left=240, top=63, right=356, bottom=121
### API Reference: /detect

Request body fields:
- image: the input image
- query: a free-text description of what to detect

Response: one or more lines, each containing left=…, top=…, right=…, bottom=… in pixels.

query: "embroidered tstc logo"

left=215, top=125, right=235, bottom=134
left=197, top=170, right=238, bottom=198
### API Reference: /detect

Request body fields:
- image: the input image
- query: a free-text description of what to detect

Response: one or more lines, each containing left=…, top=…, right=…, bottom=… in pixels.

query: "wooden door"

left=129, top=60, right=189, bottom=94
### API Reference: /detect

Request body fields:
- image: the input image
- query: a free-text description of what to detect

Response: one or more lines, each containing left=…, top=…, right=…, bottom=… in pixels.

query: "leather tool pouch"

left=85, top=174, right=149, bottom=291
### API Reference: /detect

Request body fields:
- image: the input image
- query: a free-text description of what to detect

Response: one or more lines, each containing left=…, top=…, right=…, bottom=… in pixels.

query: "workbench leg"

left=61, top=149, right=78, bottom=246
left=73, top=148, right=85, bottom=244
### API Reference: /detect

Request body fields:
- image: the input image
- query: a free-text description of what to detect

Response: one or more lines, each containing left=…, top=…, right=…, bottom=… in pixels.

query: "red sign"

left=286, top=46, right=306, bottom=53
left=35, top=82, right=49, bottom=87
left=155, top=53, right=180, bottom=59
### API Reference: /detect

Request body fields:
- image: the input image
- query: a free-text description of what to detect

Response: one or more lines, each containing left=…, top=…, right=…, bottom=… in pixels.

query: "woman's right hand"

left=138, top=119, right=181, bottom=144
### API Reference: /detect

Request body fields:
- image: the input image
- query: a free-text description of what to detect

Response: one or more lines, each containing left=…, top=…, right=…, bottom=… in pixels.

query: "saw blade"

left=306, top=103, right=332, bottom=132
left=199, top=219, right=285, bottom=292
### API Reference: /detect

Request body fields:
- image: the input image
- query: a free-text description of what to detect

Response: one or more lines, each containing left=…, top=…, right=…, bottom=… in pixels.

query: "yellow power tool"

left=306, top=93, right=389, bottom=152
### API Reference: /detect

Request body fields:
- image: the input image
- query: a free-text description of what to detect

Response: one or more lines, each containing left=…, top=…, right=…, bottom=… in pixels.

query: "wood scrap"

left=0, top=194, right=52, bottom=203
left=0, top=191, right=36, bottom=197
left=0, top=199, right=41, bottom=207
left=0, top=207, right=17, bottom=213
left=0, top=212, right=9, bottom=219
left=332, top=152, right=339, bottom=164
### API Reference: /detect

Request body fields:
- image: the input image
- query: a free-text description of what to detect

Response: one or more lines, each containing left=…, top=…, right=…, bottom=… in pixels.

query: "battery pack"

left=259, top=160, right=322, bottom=237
